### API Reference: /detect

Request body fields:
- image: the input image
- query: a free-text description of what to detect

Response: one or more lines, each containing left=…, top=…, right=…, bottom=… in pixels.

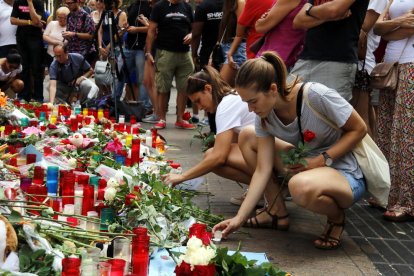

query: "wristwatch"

left=305, top=5, right=316, bottom=18
left=322, top=152, right=333, bottom=167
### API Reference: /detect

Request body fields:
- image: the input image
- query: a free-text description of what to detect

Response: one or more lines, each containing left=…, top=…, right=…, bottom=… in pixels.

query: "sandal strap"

left=265, top=209, right=289, bottom=220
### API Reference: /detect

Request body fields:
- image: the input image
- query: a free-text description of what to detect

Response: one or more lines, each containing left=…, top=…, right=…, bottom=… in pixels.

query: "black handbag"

left=354, top=60, right=370, bottom=91
left=211, top=27, right=227, bottom=70
left=211, top=43, right=224, bottom=70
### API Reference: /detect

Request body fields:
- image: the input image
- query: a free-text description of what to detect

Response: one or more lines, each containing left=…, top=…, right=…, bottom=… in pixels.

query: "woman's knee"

left=288, top=174, right=315, bottom=207
left=11, top=79, right=24, bottom=93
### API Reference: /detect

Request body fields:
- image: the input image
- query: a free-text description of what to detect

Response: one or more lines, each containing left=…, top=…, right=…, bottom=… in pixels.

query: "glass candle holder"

left=99, top=262, right=111, bottom=276
left=33, top=166, right=45, bottom=185
left=100, top=208, right=115, bottom=231
left=108, top=259, right=126, bottom=276
left=81, top=247, right=101, bottom=276
left=20, top=176, right=32, bottom=192
left=113, top=238, right=131, bottom=274
left=62, top=257, right=81, bottom=276
left=86, top=211, right=100, bottom=231
left=46, top=166, right=59, bottom=196
left=26, top=153, right=37, bottom=164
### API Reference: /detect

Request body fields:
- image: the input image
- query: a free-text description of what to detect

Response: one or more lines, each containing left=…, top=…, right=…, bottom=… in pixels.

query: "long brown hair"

left=186, top=66, right=235, bottom=107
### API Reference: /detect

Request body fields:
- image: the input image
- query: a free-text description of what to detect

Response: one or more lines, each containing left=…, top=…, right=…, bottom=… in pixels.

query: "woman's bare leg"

left=238, top=126, right=292, bottom=225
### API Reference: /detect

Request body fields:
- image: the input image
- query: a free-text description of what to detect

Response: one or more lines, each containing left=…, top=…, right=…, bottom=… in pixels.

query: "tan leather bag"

left=369, top=62, right=399, bottom=91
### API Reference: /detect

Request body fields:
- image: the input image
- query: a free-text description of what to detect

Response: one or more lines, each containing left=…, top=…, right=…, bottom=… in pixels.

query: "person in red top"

left=227, top=0, right=273, bottom=66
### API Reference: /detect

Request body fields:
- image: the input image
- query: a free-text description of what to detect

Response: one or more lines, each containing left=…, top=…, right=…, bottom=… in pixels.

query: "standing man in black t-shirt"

left=145, top=0, right=196, bottom=130
left=292, top=0, right=369, bottom=101
left=191, top=0, right=223, bottom=69
left=191, top=0, right=223, bottom=132
left=10, top=0, right=45, bottom=102
left=125, top=0, right=153, bottom=116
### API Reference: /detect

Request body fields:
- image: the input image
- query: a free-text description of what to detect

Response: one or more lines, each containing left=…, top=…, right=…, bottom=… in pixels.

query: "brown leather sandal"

left=314, top=219, right=345, bottom=250
left=244, top=208, right=289, bottom=231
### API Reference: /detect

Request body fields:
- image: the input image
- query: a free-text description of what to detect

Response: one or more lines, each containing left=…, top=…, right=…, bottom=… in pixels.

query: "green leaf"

left=9, top=210, right=23, bottom=223
left=19, top=254, right=31, bottom=271
left=222, top=259, right=229, bottom=272
left=31, top=249, right=46, bottom=261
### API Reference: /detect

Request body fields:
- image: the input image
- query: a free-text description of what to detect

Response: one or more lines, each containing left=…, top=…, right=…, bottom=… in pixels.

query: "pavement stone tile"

left=369, top=239, right=405, bottom=264
left=391, top=265, right=414, bottom=276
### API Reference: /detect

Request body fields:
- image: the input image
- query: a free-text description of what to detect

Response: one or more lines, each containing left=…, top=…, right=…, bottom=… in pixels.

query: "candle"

left=151, top=128, right=157, bottom=148
left=86, top=211, right=100, bottom=231
left=100, top=208, right=115, bottom=231
left=62, top=257, right=81, bottom=276
left=125, top=135, right=133, bottom=147
left=74, top=185, right=83, bottom=215
left=98, top=262, right=111, bottom=276
left=132, top=227, right=149, bottom=276
left=46, top=166, right=59, bottom=196
left=62, top=172, right=75, bottom=206
left=113, top=238, right=131, bottom=274
left=108, top=259, right=126, bottom=276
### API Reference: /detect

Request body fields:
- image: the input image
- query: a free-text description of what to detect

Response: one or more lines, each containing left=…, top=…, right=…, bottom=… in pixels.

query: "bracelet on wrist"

left=28, top=20, right=31, bottom=25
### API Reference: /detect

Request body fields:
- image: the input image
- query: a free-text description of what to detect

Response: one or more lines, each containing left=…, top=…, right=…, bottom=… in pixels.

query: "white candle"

left=74, top=185, right=83, bottom=215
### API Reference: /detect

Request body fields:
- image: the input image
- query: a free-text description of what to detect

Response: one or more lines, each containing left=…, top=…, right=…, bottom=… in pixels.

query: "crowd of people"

left=0, top=0, right=413, bottom=249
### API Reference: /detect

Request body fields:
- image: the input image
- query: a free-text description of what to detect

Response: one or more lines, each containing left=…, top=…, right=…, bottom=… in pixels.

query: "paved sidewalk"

left=141, top=90, right=413, bottom=276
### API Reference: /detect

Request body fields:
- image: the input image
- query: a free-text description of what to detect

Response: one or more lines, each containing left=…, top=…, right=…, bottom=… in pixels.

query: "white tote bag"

left=303, top=83, right=390, bottom=208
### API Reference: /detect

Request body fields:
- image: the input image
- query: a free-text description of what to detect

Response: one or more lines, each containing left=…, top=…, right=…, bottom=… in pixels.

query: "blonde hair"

left=56, top=6, right=70, bottom=16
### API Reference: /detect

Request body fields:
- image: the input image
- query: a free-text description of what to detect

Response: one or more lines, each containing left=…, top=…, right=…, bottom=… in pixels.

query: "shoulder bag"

left=302, top=83, right=390, bottom=208
left=94, top=59, right=113, bottom=87
left=211, top=27, right=227, bottom=70
left=370, top=38, right=409, bottom=91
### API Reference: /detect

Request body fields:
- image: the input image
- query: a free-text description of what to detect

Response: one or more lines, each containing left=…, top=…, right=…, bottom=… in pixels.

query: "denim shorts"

left=221, top=42, right=247, bottom=67
left=339, top=170, right=366, bottom=203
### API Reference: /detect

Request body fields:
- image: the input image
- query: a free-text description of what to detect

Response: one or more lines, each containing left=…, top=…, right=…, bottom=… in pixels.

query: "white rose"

left=107, top=178, right=119, bottom=188
left=104, top=187, right=117, bottom=201
left=68, top=158, right=77, bottom=168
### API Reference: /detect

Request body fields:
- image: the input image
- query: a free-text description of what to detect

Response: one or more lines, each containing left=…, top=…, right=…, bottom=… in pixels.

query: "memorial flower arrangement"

left=0, top=98, right=288, bottom=275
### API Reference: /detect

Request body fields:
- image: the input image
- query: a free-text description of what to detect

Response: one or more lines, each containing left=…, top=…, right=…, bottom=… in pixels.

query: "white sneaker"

left=142, top=114, right=159, bottom=124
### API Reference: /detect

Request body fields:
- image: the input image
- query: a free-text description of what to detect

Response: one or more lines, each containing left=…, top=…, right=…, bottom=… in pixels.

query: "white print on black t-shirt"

left=166, top=12, right=188, bottom=19
left=207, top=11, right=223, bottom=21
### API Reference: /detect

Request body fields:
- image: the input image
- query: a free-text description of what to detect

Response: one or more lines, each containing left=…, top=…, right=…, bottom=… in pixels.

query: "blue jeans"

left=338, top=170, right=366, bottom=203
left=117, top=49, right=151, bottom=110
left=221, top=41, right=247, bottom=67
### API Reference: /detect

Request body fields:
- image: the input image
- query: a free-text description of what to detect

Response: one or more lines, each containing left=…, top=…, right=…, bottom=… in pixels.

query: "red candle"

left=151, top=128, right=157, bottom=148
left=132, top=227, right=150, bottom=276
left=104, top=109, right=110, bottom=119
left=131, top=144, right=140, bottom=165
left=26, top=153, right=37, bottom=164
left=125, top=124, right=131, bottom=134
left=77, top=174, right=90, bottom=186
left=108, top=259, right=126, bottom=276
left=62, top=257, right=81, bottom=276
left=62, top=173, right=75, bottom=206
left=70, top=117, right=78, bottom=132
left=130, top=115, right=137, bottom=125
left=82, top=184, right=95, bottom=215
left=33, top=166, right=45, bottom=185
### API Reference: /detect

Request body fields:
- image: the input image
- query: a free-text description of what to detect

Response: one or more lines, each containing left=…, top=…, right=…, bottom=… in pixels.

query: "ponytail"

left=186, top=66, right=234, bottom=106
left=235, top=51, right=298, bottom=97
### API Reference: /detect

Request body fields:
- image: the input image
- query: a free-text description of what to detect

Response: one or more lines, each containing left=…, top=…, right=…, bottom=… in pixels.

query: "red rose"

left=183, top=111, right=191, bottom=121
left=193, top=264, right=215, bottom=276
left=303, top=129, right=316, bottom=143
left=125, top=193, right=138, bottom=205
left=175, top=262, right=216, bottom=276
left=201, top=231, right=212, bottom=246
left=48, top=124, right=57, bottom=129
left=175, top=261, right=192, bottom=275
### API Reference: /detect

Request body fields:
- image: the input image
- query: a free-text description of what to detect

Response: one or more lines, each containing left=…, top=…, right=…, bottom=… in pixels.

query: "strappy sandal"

left=244, top=208, right=289, bottom=231
left=314, top=219, right=345, bottom=250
